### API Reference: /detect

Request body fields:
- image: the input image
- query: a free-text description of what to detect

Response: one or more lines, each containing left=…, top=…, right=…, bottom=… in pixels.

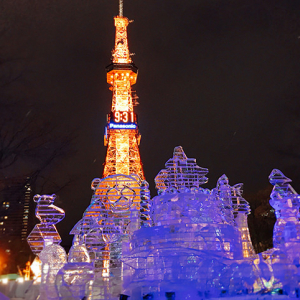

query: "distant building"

left=0, top=177, right=35, bottom=249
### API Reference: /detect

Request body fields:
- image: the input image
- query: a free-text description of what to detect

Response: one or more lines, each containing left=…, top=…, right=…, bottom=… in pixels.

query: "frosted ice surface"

left=39, top=243, right=67, bottom=300
left=56, top=242, right=94, bottom=300
left=27, top=194, right=65, bottom=255
left=68, top=242, right=91, bottom=263
left=56, top=262, right=94, bottom=300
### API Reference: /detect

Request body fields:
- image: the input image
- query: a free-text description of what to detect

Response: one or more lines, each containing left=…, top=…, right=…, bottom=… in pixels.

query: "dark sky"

left=1, top=0, right=300, bottom=245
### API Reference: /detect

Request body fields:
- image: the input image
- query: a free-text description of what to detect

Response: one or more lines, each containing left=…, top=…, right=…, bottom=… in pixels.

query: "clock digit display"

left=112, top=111, right=136, bottom=123
left=123, top=111, right=128, bottom=122
left=115, top=111, right=120, bottom=122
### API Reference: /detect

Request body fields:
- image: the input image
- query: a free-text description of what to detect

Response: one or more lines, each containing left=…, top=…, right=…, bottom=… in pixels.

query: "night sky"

left=1, top=0, right=300, bottom=245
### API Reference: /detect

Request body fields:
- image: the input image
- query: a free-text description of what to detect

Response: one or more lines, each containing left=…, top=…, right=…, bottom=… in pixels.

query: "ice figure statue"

left=27, top=194, right=65, bottom=255
left=211, top=174, right=255, bottom=258
left=122, top=147, right=258, bottom=299
left=264, top=169, right=300, bottom=295
left=39, top=239, right=67, bottom=300
left=70, top=174, right=151, bottom=300
left=269, top=169, right=300, bottom=251
left=55, top=240, right=94, bottom=300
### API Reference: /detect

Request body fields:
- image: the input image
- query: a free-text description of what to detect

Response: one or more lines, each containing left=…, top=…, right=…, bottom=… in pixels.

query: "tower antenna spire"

left=119, top=0, right=123, bottom=17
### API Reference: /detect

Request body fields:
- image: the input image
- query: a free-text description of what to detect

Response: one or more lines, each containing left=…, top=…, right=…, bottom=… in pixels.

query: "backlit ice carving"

left=122, top=147, right=258, bottom=299
left=269, top=169, right=300, bottom=249
left=257, top=169, right=300, bottom=296
left=70, top=174, right=151, bottom=299
left=71, top=175, right=150, bottom=254
left=211, top=174, right=255, bottom=258
left=155, top=146, right=208, bottom=193
left=25, top=153, right=300, bottom=299
left=56, top=241, right=94, bottom=300
left=27, top=194, right=65, bottom=255
left=39, top=241, right=67, bottom=300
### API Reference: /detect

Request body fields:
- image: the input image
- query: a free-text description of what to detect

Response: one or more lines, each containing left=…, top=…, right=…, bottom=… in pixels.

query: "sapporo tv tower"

left=103, top=0, right=144, bottom=180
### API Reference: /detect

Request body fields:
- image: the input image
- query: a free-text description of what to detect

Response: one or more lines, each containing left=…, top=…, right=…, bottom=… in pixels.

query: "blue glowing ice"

left=155, top=146, right=208, bottom=193
left=122, top=147, right=257, bottom=299
left=269, top=169, right=300, bottom=250
left=25, top=152, right=300, bottom=299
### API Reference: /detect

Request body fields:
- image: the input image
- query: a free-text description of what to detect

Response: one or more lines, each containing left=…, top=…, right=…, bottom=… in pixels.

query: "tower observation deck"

left=103, top=2, right=144, bottom=180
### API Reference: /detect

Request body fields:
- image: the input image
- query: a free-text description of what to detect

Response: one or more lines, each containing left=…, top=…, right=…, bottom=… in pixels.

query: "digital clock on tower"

left=111, top=111, right=136, bottom=123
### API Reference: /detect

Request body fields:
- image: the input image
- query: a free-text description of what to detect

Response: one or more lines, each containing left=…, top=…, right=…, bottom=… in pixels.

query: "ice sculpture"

left=68, top=238, right=91, bottom=263
left=269, top=169, right=300, bottom=250
left=155, top=146, right=208, bottom=192
left=262, top=169, right=300, bottom=295
left=56, top=241, right=94, bottom=300
left=70, top=174, right=151, bottom=299
left=27, top=194, right=65, bottom=255
left=211, top=174, right=255, bottom=258
left=27, top=152, right=300, bottom=298
left=39, top=240, right=67, bottom=300
left=122, top=147, right=258, bottom=299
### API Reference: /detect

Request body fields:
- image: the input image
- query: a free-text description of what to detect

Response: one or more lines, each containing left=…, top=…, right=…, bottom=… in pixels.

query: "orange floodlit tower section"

left=103, top=2, right=144, bottom=180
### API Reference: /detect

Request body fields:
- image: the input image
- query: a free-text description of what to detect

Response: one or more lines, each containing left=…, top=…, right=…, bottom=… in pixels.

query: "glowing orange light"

left=103, top=15, right=144, bottom=180
left=102, top=245, right=110, bottom=278
left=30, top=257, right=42, bottom=282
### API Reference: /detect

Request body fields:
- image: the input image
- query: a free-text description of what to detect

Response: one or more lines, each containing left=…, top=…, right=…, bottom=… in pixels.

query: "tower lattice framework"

left=103, top=13, right=144, bottom=180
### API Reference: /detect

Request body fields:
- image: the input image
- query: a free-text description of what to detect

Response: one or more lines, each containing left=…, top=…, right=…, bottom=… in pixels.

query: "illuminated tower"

left=103, top=0, right=144, bottom=180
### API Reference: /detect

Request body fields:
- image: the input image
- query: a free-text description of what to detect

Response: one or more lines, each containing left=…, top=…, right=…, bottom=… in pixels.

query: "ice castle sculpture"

left=122, top=147, right=258, bottom=299
left=27, top=194, right=65, bottom=255
left=70, top=174, right=151, bottom=299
